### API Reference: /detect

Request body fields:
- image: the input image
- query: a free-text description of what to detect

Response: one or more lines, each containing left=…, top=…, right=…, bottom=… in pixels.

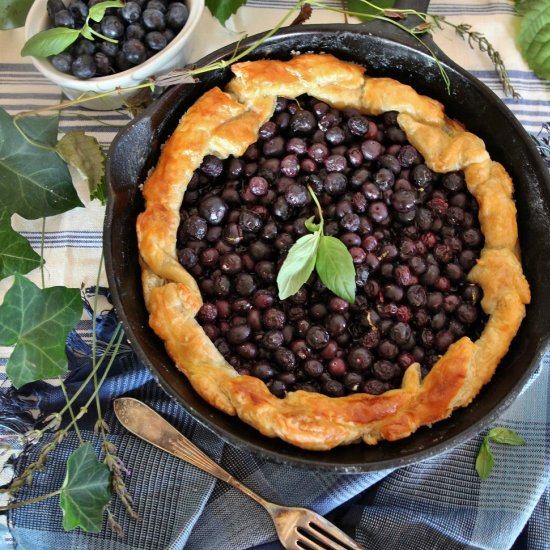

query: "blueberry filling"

left=176, top=96, right=486, bottom=399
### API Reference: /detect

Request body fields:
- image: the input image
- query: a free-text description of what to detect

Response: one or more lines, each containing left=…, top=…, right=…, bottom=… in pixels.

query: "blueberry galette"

left=136, top=54, right=530, bottom=450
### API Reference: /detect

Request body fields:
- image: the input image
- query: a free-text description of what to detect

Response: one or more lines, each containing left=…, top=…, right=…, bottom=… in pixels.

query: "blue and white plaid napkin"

left=1, top=1, right=549, bottom=549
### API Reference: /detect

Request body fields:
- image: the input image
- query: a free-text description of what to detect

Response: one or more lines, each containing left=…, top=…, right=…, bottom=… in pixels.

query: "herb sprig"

left=21, top=1, right=124, bottom=58
left=475, top=427, right=525, bottom=480
left=277, top=186, right=356, bottom=304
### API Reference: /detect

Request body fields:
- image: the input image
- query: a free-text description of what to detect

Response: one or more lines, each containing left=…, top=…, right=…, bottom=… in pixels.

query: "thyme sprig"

left=426, top=15, right=520, bottom=99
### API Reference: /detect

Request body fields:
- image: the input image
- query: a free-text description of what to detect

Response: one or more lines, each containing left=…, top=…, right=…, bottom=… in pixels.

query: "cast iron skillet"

left=104, top=0, right=550, bottom=472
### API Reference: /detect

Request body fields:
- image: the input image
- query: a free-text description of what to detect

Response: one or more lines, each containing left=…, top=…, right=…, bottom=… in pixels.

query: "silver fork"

left=114, top=397, right=365, bottom=550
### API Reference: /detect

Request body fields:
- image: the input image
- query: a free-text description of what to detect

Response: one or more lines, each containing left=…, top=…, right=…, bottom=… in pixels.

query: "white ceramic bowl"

left=24, top=0, right=204, bottom=109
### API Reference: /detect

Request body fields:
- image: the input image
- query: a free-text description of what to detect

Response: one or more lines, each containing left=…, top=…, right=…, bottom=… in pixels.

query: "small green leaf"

left=56, top=132, right=107, bottom=205
left=60, top=443, right=111, bottom=532
left=0, top=208, right=41, bottom=281
left=0, top=0, right=34, bottom=30
left=0, top=108, right=83, bottom=219
left=88, top=0, right=124, bottom=22
left=21, top=27, right=81, bottom=58
left=277, top=232, right=320, bottom=300
left=0, top=275, right=82, bottom=388
left=487, top=427, right=526, bottom=446
left=347, top=0, right=396, bottom=22
left=315, top=236, right=356, bottom=304
left=517, top=2, right=550, bottom=81
left=206, top=0, right=247, bottom=25
left=476, top=438, right=495, bottom=480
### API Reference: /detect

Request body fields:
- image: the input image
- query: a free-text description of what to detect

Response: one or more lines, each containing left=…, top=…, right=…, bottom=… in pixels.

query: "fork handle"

left=113, top=398, right=275, bottom=512
left=170, top=433, right=274, bottom=510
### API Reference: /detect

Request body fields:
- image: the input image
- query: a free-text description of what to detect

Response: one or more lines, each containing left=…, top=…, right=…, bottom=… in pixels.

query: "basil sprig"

left=277, top=186, right=356, bottom=303
left=21, top=1, right=124, bottom=58
left=475, top=427, right=525, bottom=480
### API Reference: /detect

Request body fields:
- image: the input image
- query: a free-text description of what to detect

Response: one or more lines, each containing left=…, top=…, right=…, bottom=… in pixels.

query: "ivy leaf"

left=475, top=437, right=495, bottom=480
left=88, top=0, right=125, bottom=22
left=60, top=443, right=111, bottom=532
left=206, top=0, right=247, bottom=25
left=0, top=108, right=83, bottom=219
left=347, top=0, right=396, bottom=22
left=277, top=232, right=320, bottom=300
left=56, top=132, right=107, bottom=205
left=517, top=2, right=550, bottom=81
left=0, top=208, right=41, bottom=281
left=21, top=27, right=81, bottom=58
left=0, top=0, right=34, bottom=30
left=17, top=114, right=60, bottom=148
left=487, top=427, right=526, bottom=446
left=315, top=235, right=356, bottom=304
left=0, top=275, right=82, bottom=389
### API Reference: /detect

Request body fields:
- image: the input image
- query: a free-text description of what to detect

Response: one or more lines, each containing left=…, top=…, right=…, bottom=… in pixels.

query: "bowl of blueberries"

left=24, top=0, right=204, bottom=108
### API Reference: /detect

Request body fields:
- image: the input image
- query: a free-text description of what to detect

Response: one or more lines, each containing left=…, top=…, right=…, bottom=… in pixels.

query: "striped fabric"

left=1, top=1, right=550, bottom=549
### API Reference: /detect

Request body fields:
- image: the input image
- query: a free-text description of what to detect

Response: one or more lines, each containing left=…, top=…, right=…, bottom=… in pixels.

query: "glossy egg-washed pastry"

left=136, top=53, right=530, bottom=450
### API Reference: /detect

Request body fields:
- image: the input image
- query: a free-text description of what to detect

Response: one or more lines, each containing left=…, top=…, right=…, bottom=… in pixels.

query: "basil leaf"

left=60, top=443, right=111, bottom=532
left=206, top=0, right=247, bottom=25
left=517, top=2, right=550, bottom=81
left=315, top=235, right=356, bottom=304
left=21, top=27, right=81, bottom=58
left=475, top=438, right=495, bottom=480
left=0, top=0, right=34, bottom=30
left=347, top=0, right=396, bottom=22
left=277, top=232, right=320, bottom=300
left=487, top=427, right=526, bottom=446
left=0, top=275, right=82, bottom=388
left=88, top=0, right=124, bottom=22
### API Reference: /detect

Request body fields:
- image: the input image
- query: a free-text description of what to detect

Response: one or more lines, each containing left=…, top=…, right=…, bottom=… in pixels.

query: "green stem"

left=92, top=254, right=107, bottom=438
left=56, top=329, right=124, bottom=436
left=87, top=26, right=118, bottom=44
left=0, top=489, right=61, bottom=511
left=307, top=185, right=324, bottom=227
left=13, top=82, right=153, bottom=120
left=59, top=379, right=83, bottom=444
left=34, top=323, right=123, bottom=432
left=40, top=217, right=46, bottom=289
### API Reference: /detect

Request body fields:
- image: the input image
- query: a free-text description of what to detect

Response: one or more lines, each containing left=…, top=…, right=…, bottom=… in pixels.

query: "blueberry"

left=145, top=31, right=168, bottom=51
left=54, top=9, right=76, bottom=28
left=126, top=23, right=146, bottom=40
left=73, top=39, right=96, bottom=57
left=166, top=2, right=189, bottom=30
left=67, top=0, right=88, bottom=24
left=142, top=8, right=166, bottom=31
left=101, top=16, right=125, bottom=39
left=47, top=0, right=66, bottom=22
left=51, top=53, right=72, bottom=74
left=121, top=1, right=142, bottom=23
left=122, top=39, right=147, bottom=65
left=100, top=41, right=119, bottom=58
left=94, top=52, right=112, bottom=75
left=147, top=0, right=168, bottom=11
left=71, top=54, right=96, bottom=79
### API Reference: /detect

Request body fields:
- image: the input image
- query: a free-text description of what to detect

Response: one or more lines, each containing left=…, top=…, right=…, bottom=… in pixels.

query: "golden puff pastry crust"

left=136, top=53, right=530, bottom=451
